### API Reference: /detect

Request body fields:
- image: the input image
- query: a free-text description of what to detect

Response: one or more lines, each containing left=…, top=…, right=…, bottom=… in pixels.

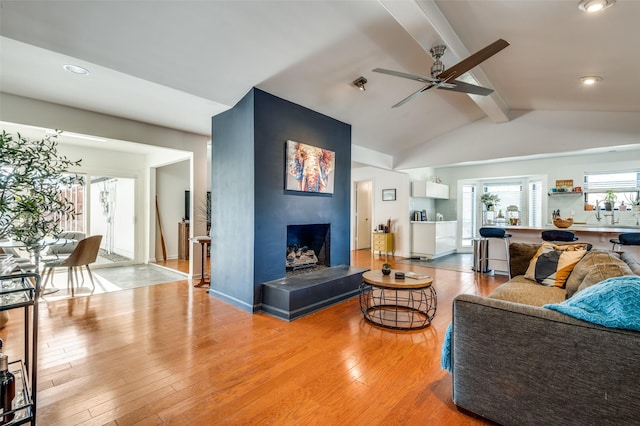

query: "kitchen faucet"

left=596, top=199, right=619, bottom=225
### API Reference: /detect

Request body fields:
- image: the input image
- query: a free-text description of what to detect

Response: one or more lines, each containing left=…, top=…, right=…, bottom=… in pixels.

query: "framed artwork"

left=382, top=189, right=396, bottom=201
left=285, top=140, right=335, bottom=194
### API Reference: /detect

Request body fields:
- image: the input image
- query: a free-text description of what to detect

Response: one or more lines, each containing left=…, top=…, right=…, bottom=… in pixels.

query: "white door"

left=355, top=180, right=372, bottom=250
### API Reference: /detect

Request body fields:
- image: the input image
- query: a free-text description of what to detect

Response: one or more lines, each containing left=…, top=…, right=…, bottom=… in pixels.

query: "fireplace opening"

left=286, top=224, right=330, bottom=274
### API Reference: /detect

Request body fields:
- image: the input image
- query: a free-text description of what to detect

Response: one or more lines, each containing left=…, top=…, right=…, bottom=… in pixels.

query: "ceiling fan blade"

left=437, top=80, right=494, bottom=96
left=392, top=84, right=435, bottom=108
left=372, top=68, right=438, bottom=83
left=436, top=39, right=509, bottom=82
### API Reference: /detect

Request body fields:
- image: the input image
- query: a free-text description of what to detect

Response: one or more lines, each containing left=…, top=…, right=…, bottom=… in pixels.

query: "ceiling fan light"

left=578, top=0, right=615, bottom=13
left=580, top=76, right=602, bottom=85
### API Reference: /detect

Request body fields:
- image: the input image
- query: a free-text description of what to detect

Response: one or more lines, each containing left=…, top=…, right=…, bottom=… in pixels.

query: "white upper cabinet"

left=411, top=181, right=449, bottom=199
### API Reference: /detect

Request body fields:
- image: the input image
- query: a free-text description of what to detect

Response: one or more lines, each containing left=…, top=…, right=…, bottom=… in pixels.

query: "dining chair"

left=41, top=235, right=103, bottom=297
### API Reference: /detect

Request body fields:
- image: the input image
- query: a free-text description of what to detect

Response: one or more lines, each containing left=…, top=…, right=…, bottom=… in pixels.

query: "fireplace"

left=265, top=222, right=365, bottom=321
left=286, top=224, right=330, bottom=272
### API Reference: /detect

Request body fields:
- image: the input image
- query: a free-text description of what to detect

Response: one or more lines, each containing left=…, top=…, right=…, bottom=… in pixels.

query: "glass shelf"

left=0, top=275, right=37, bottom=311
left=3, top=359, right=34, bottom=425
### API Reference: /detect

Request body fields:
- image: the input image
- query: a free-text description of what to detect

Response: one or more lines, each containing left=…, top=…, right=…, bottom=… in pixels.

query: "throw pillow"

left=569, top=251, right=634, bottom=295
left=524, top=242, right=589, bottom=288
left=565, top=250, right=625, bottom=297
left=508, top=243, right=541, bottom=277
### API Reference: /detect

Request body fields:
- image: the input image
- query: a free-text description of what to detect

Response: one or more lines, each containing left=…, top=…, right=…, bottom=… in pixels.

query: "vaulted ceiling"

left=1, top=0, right=639, bottom=167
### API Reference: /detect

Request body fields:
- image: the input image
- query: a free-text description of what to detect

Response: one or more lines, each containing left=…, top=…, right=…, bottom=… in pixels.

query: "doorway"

left=355, top=180, right=372, bottom=250
left=89, top=176, right=136, bottom=264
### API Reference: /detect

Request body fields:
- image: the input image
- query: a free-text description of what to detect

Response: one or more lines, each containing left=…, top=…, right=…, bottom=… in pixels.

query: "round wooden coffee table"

left=359, top=270, right=437, bottom=330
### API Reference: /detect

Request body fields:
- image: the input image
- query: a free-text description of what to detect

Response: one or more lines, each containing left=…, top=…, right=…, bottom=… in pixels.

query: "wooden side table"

left=190, top=236, right=211, bottom=288
left=359, top=269, right=437, bottom=330
left=372, top=232, right=394, bottom=258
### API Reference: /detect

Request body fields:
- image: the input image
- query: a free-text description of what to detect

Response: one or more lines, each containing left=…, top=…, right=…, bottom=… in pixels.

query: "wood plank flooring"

left=1, top=250, right=507, bottom=425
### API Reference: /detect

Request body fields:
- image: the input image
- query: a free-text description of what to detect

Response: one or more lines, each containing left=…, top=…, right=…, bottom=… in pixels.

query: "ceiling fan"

left=373, top=39, right=509, bottom=108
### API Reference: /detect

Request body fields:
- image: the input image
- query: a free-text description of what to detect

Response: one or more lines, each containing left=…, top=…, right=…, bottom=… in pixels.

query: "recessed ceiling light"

left=578, top=0, right=615, bottom=13
left=63, top=64, right=90, bottom=75
left=580, top=76, right=602, bottom=85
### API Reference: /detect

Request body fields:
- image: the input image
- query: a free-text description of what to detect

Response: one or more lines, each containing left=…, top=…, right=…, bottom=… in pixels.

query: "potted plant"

left=0, top=130, right=84, bottom=263
left=603, top=190, right=616, bottom=211
left=626, top=192, right=640, bottom=213
left=480, top=193, right=500, bottom=211
left=382, top=263, right=392, bottom=275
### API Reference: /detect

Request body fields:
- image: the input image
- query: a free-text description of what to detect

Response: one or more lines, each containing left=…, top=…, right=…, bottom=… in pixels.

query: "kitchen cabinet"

left=411, top=221, right=457, bottom=259
left=411, top=181, right=449, bottom=199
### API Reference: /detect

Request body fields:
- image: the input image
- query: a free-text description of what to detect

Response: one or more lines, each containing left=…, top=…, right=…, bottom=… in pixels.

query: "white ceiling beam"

left=378, top=0, right=510, bottom=123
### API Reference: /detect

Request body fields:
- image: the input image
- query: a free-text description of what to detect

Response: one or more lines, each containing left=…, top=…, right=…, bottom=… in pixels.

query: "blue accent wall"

left=210, top=88, right=351, bottom=312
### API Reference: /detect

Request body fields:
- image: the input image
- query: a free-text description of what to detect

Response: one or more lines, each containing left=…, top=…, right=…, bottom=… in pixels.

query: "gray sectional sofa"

left=450, top=243, right=640, bottom=425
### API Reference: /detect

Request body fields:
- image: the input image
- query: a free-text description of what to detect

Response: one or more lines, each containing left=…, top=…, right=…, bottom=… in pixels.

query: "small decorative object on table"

left=382, top=263, right=391, bottom=275
left=394, top=272, right=405, bottom=279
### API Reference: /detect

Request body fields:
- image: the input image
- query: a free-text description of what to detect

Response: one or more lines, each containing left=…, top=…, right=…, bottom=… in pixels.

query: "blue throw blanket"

left=441, top=323, right=453, bottom=372
left=544, top=276, right=640, bottom=332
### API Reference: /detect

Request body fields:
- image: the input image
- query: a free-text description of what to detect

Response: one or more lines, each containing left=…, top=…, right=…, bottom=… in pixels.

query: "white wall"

left=156, top=160, right=190, bottom=260
left=351, top=166, right=411, bottom=257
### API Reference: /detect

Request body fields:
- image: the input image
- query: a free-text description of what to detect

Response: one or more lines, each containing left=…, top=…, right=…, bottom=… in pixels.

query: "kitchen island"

left=411, top=221, right=457, bottom=260
left=484, top=224, right=640, bottom=275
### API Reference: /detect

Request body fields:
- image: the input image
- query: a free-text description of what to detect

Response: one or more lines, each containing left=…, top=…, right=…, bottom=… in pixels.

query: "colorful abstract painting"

left=285, top=140, right=335, bottom=194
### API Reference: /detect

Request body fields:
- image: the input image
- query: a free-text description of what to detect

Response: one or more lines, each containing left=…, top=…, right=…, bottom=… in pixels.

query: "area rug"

left=397, top=253, right=474, bottom=273
left=39, top=264, right=188, bottom=301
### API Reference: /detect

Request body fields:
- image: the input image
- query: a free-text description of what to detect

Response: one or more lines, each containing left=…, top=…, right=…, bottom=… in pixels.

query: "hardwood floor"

left=2, top=250, right=507, bottom=425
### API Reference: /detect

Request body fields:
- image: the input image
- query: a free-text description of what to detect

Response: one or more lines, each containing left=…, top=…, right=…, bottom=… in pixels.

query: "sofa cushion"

left=620, top=252, right=640, bottom=275
left=524, top=242, right=589, bottom=288
left=565, top=250, right=632, bottom=297
left=489, top=275, right=567, bottom=306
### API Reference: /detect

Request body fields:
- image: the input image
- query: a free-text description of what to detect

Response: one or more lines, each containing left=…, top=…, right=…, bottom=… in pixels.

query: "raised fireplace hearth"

left=262, top=265, right=367, bottom=321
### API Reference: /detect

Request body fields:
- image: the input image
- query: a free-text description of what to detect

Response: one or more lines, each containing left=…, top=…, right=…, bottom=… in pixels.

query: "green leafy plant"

left=382, top=263, right=392, bottom=270
left=627, top=192, right=640, bottom=206
left=0, top=130, right=84, bottom=256
left=604, top=190, right=617, bottom=203
left=480, top=193, right=500, bottom=207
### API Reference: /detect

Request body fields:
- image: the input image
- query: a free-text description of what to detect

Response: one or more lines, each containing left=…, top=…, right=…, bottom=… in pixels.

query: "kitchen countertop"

left=410, top=220, right=457, bottom=224
left=504, top=225, right=639, bottom=233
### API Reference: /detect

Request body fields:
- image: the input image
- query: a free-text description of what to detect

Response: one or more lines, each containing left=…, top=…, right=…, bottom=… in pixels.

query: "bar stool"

left=541, top=230, right=577, bottom=242
left=610, top=232, right=640, bottom=251
left=479, top=227, right=512, bottom=278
